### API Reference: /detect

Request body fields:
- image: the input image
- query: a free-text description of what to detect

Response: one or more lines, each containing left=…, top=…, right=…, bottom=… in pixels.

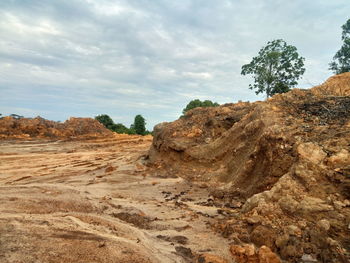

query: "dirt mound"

left=148, top=73, right=350, bottom=262
left=311, top=73, right=350, bottom=96
left=0, top=116, right=113, bottom=140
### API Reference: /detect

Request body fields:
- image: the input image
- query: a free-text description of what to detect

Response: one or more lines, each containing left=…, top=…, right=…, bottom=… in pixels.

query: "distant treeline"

left=95, top=114, right=151, bottom=136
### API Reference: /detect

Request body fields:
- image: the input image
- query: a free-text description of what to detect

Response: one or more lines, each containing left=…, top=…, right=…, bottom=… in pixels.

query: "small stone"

left=280, top=245, right=299, bottom=259
left=175, top=246, right=193, bottom=259
left=246, top=215, right=261, bottom=225
left=275, top=234, right=289, bottom=248
left=242, top=192, right=266, bottom=212
left=227, top=201, right=242, bottom=208
left=317, top=219, right=330, bottom=231
left=204, top=138, right=211, bottom=144
left=251, top=225, right=277, bottom=248
left=197, top=253, right=228, bottom=263
left=297, top=142, right=326, bottom=164
left=278, top=195, right=299, bottom=213
left=333, top=200, right=346, bottom=210
left=105, top=165, right=115, bottom=173
left=230, top=244, right=256, bottom=258
left=98, top=241, right=106, bottom=248
left=328, top=149, right=350, bottom=168
left=301, top=254, right=317, bottom=262
left=326, top=237, right=339, bottom=247
left=298, top=196, right=333, bottom=213
left=286, top=225, right=301, bottom=237
left=298, top=220, right=307, bottom=229
left=258, top=246, right=281, bottom=263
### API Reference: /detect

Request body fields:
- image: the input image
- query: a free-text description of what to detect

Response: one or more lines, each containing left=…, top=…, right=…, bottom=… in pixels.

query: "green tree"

left=95, top=114, right=132, bottom=134
left=113, top=123, right=129, bottom=134
left=133, top=115, right=146, bottom=135
left=241, top=39, right=305, bottom=98
left=95, top=114, right=115, bottom=130
left=182, top=99, right=219, bottom=114
left=128, top=124, right=136, bottom=135
left=329, top=18, right=350, bottom=74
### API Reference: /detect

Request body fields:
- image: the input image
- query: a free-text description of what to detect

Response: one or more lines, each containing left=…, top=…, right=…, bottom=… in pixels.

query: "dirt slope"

left=148, top=73, right=350, bottom=262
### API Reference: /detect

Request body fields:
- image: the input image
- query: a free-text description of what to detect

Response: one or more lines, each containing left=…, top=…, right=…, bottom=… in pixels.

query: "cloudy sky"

left=0, top=0, right=349, bottom=129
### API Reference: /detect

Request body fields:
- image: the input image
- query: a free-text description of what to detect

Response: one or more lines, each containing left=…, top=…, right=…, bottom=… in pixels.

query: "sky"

left=0, top=0, right=349, bottom=129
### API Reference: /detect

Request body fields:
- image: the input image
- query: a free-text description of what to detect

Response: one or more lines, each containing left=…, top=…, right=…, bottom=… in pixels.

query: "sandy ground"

left=0, top=136, right=233, bottom=263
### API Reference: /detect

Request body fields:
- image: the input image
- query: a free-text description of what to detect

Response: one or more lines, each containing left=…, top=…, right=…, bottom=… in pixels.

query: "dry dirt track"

left=0, top=136, right=233, bottom=263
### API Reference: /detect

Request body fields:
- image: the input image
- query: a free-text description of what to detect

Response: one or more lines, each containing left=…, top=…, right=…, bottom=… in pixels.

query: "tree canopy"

left=95, top=114, right=114, bottom=130
left=241, top=39, right=305, bottom=98
left=133, top=114, right=146, bottom=135
left=95, top=114, right=136, bottom=135
left=329, top=18, right=350, bottom=74
left=182, top=99, right=219, bottom=114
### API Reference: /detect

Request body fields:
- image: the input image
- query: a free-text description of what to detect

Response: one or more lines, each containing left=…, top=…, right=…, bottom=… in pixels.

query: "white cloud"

left=182, top=72, right=213, bottom=80
left=1, top=12, right=61, bottom=36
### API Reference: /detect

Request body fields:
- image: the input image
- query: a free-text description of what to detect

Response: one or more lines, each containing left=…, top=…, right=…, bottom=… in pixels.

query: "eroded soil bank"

left=148, top=74, right=350, bottom=263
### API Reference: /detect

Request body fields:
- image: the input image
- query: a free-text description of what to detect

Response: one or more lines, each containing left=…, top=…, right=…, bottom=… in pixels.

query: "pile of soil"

left=0, top=116, right=113, bottom=140
left=148, top=73, right=350, bottom=262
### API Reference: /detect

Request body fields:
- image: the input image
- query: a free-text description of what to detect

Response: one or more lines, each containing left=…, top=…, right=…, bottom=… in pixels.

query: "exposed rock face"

left=0, top=116, right=113, bottom=139
left=148, top=73, right=350, bottom=262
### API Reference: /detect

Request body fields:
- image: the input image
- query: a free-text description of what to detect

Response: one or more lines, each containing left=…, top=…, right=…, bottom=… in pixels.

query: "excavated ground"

left=0, top=135, right=234, bottom=263
left=148, top=74, right=350, bottom=263
left=1, top=74, right=350, bottom=263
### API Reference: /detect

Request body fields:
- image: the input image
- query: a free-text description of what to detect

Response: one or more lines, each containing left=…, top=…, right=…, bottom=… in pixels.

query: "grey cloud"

left=0, top=0, right=349, bottom=128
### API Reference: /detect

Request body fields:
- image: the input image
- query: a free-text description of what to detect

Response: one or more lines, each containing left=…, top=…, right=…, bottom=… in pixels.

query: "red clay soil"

left=148, top=73, right=350, bottom=263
